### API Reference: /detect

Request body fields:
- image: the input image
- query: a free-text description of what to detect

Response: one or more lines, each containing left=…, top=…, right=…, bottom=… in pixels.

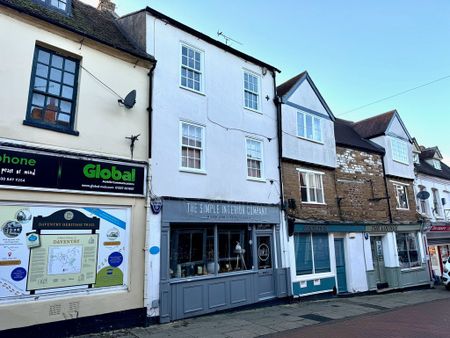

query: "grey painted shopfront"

left=159, top=199, right=290, bottom=323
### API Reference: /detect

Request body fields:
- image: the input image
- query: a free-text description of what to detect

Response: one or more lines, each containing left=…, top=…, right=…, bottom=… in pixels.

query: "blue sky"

left=87, top=1, right=450, bottom=162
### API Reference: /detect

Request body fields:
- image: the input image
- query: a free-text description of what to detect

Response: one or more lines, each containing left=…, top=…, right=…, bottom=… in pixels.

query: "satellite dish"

left=416, top=191, right=430, bottom=200
left=118, top=90, right=136, bottom=109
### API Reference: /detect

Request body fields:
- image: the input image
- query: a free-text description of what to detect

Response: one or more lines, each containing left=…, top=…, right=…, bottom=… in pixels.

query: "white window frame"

left=179, top=121, right=206, bottom=173
left=245, top=137, right=264, bottom=181
left=416, top=186, right=429, bottom=215
left=180, top=43, right=204, bottom=94
left=432, top=188, right=443, bottom=218
left=390, top=137, right=409, bottom=165
left=433, top=160, right=442, bottom=170
left=413, top=153, right=420, bottom=164
left=296, top=111, right=323, bottom=144
left=243, top=70, right=261, bottom=112
left=394, top=183, right=409, bottom=210
left=296, top=168, right=326, bottom=204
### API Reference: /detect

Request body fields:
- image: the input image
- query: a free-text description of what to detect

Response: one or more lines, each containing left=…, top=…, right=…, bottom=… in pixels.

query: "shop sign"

left=430, top=225, right=450, bottom=232
left=366, top=225, right=398, bottom=233
left=162, top=199, right=280, bottom=224
left=0, top=146, right=145, bottom=195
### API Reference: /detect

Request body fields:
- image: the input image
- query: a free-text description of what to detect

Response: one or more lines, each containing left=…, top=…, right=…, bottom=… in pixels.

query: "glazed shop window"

left=294, top=233, right=330, bottom=275
left=25, top=46, right=79, bottom=134
left=394, top=184, right=409, bottom=210
left=217, top=225, right=252, bottom=274
left=169, top=225, right=252, bottom=279
left=396, top=232, right=420, bottom=269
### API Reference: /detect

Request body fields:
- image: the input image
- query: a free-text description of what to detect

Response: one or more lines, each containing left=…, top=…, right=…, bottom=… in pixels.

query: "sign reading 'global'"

left=0, top=146, right=145, bottom=195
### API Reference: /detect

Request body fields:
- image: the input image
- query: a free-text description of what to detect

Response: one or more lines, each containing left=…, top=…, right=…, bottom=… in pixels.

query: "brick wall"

left=335, top=147, right=390, bottom=224
left=281, top=160, right=340, bottom=222
left=386, top=176, right=419, bottom=224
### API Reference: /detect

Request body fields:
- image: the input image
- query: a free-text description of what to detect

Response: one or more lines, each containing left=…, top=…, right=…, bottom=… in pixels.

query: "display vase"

left=207, top=261, right=219, bottom=274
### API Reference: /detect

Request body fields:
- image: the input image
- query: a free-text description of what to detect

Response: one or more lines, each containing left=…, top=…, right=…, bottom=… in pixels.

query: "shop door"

left=370, top=236, right=387, bottom=288
left=256, top=234, right=275, bottom=300
left=334, top=239, right=347, bottom=293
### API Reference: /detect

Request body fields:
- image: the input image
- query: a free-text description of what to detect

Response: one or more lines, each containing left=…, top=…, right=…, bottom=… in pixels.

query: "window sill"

left=302, top=202, right=327, bottom=206
left=396, top=208, right=410, bottom=211
left=169, top=269, right=255, bottom=284
left=296, top=135, right=324, bottom=145
left=247, top=177, right=266, bottom=183
left=244, top=106, right=262, bottom=114
left=179, top=168, right=207, bottom=175
left=400, top=266, right=424, bottom=272
left=294, top=272, right=334, bottom=280
left=392, top=159, right=410, bottom=166
left=23, top=120, right=79, bottom=136
left=179, top=85, right=205, bottom=96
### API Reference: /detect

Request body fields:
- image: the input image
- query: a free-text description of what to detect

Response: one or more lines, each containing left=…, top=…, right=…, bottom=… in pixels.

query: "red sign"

left=430, top=225, right=450, bottom=232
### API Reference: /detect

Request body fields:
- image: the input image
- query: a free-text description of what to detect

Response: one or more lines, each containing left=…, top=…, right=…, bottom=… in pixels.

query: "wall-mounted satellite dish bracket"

left=118, top=90, right=136, bottom=109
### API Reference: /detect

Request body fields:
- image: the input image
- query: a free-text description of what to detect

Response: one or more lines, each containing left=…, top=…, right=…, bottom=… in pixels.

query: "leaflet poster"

left=0, top=205, right=129, bottom=299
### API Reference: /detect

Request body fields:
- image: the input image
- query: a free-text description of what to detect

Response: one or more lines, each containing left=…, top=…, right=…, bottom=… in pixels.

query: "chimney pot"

left=97, top=0, right=116, bottom=13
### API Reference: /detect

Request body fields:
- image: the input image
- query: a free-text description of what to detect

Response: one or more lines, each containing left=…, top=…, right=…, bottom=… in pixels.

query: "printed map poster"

left=27, top=234, right=98, bottom=290
left=0, top=204, right=130, bottom=299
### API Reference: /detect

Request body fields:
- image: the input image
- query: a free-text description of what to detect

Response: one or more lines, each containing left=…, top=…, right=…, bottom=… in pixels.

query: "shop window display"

left=169, top=224, right=252, bottom=279
left=396, top=232, right=420, bottom=269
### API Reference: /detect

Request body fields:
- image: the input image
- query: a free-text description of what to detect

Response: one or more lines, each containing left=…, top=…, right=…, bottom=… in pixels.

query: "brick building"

left=278, top=72, right=430, bottom=297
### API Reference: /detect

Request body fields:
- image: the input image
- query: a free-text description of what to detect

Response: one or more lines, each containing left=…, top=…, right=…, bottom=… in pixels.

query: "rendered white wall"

left=281, top=80, right=336, bottom=168
left=344, top=234, right=369, bottom=292
left=147, top=14, right=280, bottom=204
left=0, top=10, right=150, bottom=161
left=415, top=174, right=450, bottom=221
left=371, top=135, right=414, bottom=179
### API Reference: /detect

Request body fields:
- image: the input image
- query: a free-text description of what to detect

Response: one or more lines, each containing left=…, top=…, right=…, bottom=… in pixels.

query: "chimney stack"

left=97, top=0, right=116, bottom=13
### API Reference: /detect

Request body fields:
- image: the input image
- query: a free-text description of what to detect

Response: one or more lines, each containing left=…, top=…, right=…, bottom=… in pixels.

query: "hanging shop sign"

left=0, top=204, right=130, bottom=299
left=0, top=146, right=145, bottom=196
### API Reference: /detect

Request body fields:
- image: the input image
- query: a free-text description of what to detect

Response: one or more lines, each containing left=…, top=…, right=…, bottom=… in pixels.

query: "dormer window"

left=391, top=137, right=409, bottom=165
left=36, top=0, right=71, bottom=14
left=413, top=153, right=419, bottom=164
left=433, top=159, right=442, bottom=170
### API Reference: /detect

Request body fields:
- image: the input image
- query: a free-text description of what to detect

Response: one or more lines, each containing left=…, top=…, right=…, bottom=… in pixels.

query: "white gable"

left=286, top=78, right=330, bottom=118
left=387, top=114, right=410, bottom=140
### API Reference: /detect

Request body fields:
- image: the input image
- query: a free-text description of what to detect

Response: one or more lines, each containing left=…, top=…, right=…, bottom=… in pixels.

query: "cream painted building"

left=0, top=0, right=154, bottom=335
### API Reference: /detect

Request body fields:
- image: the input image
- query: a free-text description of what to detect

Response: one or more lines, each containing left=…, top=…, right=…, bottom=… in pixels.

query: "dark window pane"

left=312, top=234, right=330, bottom=273
left=295, top=234, right=312, bottom=275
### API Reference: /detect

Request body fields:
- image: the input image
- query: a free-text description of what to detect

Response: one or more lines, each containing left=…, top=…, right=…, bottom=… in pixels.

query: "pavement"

left=77, top=286, right=450, bottom=338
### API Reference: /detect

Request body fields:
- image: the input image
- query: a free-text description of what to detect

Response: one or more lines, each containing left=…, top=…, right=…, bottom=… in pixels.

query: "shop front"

left=290, top=223, right=367, bottom=297
left=0, top=144, right=147, bottom=333
left=426, top=225, right=450, bottom=278
left=365, top=224, right=430, bottom=291
left=158, top=199, right=289, bottom=323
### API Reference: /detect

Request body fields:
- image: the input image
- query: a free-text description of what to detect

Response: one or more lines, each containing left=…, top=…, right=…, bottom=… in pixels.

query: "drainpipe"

left=273, top=72, right=284, bottom=210
left=144, top=61, right=156, bottom=318
left=381, top=155, right=393, bottom=224
left=148, top=61, right=157, bottom=158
